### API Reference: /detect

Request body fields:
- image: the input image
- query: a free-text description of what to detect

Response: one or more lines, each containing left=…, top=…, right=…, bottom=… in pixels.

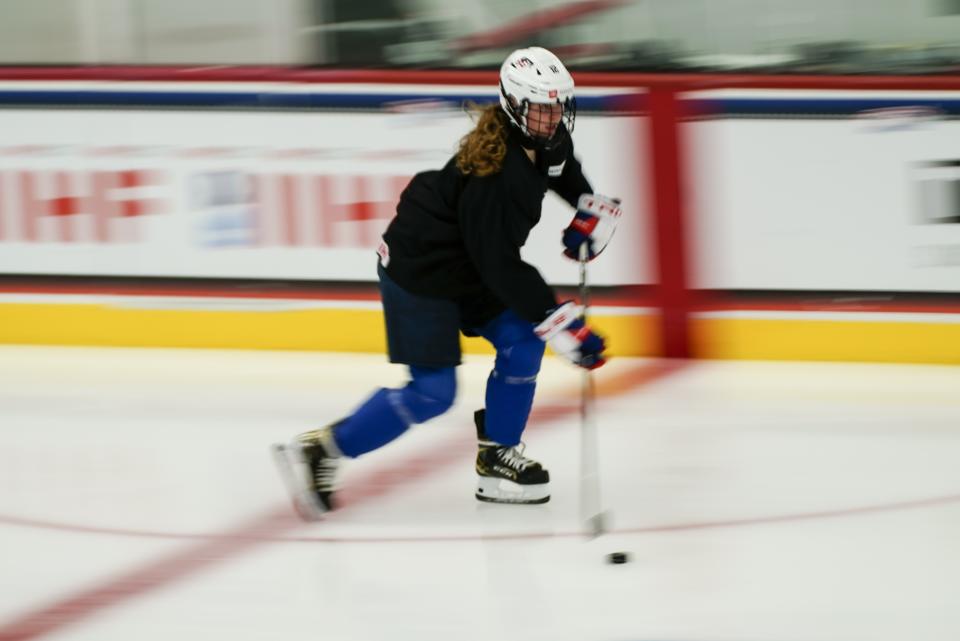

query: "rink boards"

left=0, top=76, right=959, bottom=362
left=3, top=291, right=960, bottom=364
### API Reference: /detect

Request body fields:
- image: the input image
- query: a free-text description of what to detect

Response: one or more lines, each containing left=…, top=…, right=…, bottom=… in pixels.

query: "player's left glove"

left=562, top=194, right=622, bottom=262
left=534, top=301, right=607, bottom=370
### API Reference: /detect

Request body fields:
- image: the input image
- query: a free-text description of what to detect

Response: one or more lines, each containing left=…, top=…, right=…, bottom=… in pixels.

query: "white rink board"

left=0, top=100, right=649, bottom=286
left=5, top=85, right=959, bottom=293
left=690, top=90, right=960, bottom=292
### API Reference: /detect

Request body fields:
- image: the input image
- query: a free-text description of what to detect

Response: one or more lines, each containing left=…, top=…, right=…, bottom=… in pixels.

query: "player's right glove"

left=534, top=301, right=607, bottom=370
left=562, top=194, right=622, bottom=262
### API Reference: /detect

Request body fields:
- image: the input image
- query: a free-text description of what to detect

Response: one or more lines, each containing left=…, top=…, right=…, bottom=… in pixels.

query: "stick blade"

left=586, top=510, right=609, bottom=538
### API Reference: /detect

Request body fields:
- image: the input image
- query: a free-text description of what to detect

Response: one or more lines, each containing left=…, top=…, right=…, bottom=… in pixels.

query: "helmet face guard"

left=499, top=83, right=576, bottom=151
left=499, top=47, right=577, bottom=152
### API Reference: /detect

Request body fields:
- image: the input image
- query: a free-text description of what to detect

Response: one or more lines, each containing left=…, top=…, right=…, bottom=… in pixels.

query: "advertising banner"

left=690, top=89, right=960, bottom=292
left=0, top=85, right=649, bottom=286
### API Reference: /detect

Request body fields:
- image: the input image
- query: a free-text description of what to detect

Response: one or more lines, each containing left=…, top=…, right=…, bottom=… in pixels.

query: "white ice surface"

left=1, top=347, right=959, bottom=641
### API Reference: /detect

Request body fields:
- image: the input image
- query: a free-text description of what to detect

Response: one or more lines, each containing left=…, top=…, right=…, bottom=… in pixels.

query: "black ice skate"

left=474, top=409, right=550, bottom=504
left=272, top=424, right=342, bottom=521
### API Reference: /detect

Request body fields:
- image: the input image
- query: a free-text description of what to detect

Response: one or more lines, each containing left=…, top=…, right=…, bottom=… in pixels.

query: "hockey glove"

left=534, top=301, right=607, bottom=370
left=562, top=194, right=622, bottom=261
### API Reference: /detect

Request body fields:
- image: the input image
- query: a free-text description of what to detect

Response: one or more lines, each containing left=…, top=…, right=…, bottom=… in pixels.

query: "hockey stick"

left=579, top=242, right=607, bottom=537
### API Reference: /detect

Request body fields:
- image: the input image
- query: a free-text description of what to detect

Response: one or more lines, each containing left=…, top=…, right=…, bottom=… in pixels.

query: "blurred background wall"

left=0, top=0, right=308, bottom=64
left=0, top=1, right=958, bottom=363
left=0, top=0, right=958, bottom=72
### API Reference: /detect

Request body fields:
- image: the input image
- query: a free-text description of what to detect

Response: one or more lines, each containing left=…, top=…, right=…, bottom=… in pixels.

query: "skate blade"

left=475, top=493, right=550, bottom=505
left=475, top=476, right=550, bottom=504
left=271, top=443, right=327, bottom=522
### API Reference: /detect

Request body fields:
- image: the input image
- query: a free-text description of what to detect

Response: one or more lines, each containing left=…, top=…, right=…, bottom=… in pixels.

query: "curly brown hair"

left=455, top=102, right=509, bottom=177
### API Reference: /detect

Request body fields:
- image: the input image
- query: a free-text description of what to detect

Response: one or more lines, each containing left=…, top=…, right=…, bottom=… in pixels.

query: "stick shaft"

left=578, top=242, right=603, bottom=536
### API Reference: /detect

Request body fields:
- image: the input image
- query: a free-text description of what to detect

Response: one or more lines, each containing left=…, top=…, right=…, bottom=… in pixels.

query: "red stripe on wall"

left=647, top=87, right=692, bottom=358
left=0, top=67, right=959, bottom=91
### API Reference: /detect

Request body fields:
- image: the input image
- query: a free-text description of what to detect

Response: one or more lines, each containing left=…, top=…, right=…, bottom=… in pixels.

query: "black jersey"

left=380, top=126, right=592, bottom=328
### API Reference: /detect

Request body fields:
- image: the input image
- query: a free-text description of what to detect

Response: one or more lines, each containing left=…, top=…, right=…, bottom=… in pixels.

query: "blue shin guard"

left=333, top=365, right=456, bottom=458
left=479, top=311, right=545, bottom=446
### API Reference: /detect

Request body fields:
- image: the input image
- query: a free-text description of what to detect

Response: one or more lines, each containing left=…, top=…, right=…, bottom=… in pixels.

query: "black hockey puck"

left=607, top=552, right=629, bottom=564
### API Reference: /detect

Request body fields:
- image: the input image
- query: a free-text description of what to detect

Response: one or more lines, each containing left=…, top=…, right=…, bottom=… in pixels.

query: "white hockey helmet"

left=499, top=46, right=576, bottom=151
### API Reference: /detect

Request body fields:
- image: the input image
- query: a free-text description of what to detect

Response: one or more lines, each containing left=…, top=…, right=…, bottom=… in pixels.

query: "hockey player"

left=274, top=46, right=622, bottom=519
